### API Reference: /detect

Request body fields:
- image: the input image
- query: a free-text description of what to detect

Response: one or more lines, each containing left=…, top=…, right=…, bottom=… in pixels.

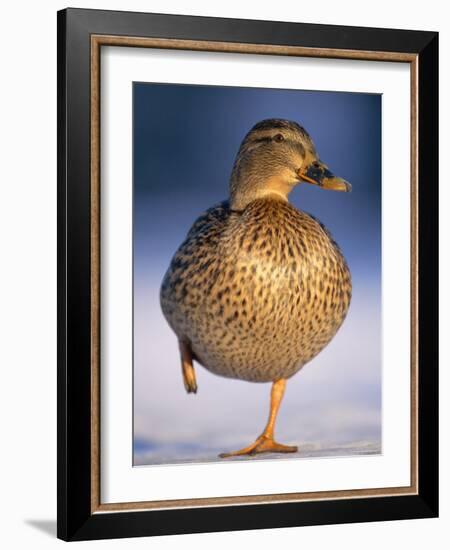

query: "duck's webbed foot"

left=179, top=340, right=197, bottom=394
left=183, top=363, right=197, bottom=394
left=219, top=435, right=297, bottom=458
left=219, top=378, right=298, bottom=458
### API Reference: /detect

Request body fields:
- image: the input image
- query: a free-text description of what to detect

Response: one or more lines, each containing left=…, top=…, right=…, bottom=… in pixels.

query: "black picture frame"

left=57, top=7, right=438, bottom=541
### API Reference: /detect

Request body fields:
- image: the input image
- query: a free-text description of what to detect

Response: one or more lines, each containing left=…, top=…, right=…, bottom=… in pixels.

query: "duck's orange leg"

left=179, top=340, right=197, bottom=394
left=219, top=379, right=297, bottom=458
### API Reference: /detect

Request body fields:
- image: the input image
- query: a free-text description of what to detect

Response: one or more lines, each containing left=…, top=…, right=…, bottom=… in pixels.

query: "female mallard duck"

left=160, top=119, right=352, bottom=457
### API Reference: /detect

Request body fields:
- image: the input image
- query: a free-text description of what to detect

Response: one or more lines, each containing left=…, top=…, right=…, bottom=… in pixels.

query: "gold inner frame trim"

left=90, top=34, right=419, bottom=514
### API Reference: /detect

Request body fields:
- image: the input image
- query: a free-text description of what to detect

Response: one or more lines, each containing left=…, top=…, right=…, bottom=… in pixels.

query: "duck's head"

left=229, top=118, right=351, bottom=210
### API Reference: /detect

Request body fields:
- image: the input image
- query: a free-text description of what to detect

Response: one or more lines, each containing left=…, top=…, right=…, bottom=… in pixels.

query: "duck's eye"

left=273, top=133, right=284, bottom=143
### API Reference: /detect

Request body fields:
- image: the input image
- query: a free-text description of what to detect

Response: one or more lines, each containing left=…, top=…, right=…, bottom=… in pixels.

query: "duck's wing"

left=159, top=200, right=232, bottom=333
left=182, top=200, right=231, bottom=243
left=169, top=200, right=231, bottom=272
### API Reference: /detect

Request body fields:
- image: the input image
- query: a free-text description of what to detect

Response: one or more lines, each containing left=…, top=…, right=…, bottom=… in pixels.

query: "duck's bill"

left=297, top=162, right=352, bottom=192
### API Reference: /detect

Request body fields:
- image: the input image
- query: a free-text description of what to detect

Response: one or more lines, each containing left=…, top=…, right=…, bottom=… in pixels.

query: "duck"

left=160, top=119, right=352, bottom=458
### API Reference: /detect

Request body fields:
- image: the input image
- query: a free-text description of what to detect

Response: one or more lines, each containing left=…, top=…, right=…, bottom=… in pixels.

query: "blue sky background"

left=133, top=82, right=382, bottom=466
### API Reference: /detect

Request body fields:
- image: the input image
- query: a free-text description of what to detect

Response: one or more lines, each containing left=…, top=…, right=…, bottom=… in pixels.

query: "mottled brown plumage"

left=160, top=119, right=352, bottom=457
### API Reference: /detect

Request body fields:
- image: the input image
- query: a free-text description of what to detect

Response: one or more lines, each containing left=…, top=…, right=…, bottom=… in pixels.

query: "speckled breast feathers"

left=160, top=197, right=351, bottom=383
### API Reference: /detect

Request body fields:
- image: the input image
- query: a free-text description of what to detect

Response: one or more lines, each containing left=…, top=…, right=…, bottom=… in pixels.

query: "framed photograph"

left=57, top=8, right=438, bottom=541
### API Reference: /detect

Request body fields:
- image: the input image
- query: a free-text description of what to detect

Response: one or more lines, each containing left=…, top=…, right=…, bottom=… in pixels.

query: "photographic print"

left=133, top=82, right=382, bottom=466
